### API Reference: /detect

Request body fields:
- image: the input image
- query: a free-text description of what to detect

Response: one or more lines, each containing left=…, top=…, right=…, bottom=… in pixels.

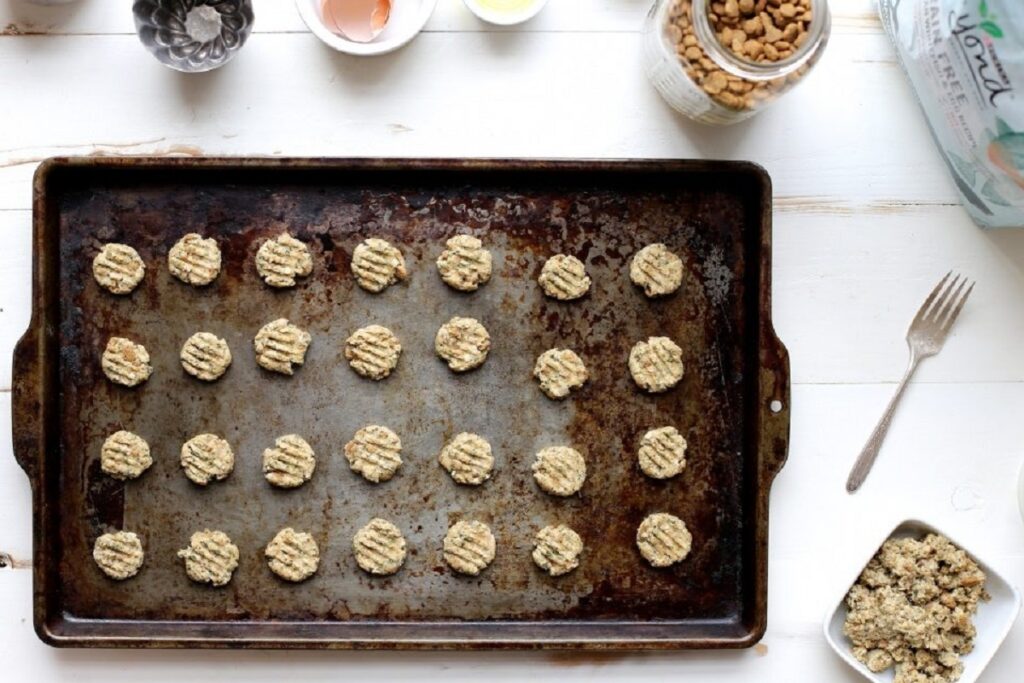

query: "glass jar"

left=643, top=0, right=831, bottom=124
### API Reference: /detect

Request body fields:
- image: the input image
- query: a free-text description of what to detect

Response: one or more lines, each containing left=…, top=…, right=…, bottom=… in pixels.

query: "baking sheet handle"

left=760, top=326, right=790, bottom=483
left=12, top=324, right=45, bottom=484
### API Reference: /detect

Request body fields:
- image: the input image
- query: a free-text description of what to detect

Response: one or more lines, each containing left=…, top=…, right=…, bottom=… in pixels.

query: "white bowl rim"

left=294, top=0, right=439, bottom=56
left=822, top=517, right=1022, bottom=683
left=461, top=0, right=550, bottom=26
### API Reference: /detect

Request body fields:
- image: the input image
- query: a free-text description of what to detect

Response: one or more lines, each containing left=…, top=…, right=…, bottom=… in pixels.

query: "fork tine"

left=933, top=275, right=967, bottom=325
left=941, top=281, right=975, bottom=332
left=913, top=271, right=952, bottom=326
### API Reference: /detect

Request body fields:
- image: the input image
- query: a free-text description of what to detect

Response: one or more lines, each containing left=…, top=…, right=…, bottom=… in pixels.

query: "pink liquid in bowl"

left=321, top=0, right=392, bottom=43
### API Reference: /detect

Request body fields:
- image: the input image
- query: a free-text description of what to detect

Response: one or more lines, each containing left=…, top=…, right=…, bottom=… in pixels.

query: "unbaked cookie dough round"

left=628, top=336, right=684, bottom=393
left=345, top=325, right=401, bottom=380
left=101, top=336, right=153, bottom=387
left=436, top=235, right=492, bottom=292
left=638, top=426, right=688, bottom=480
left=263, top=434, right=316, bottom=489
left=265, top=527, right=320, bottom=582
left=93, top=530, right=144, bottom=580
left=177, top=529, right=239, bottom=587
left=345, top=425, right=402, bottom=483
left=538, top=254, right=591, bottom=300
left=636, top=513, right=692, bottom=568
left=351, top=237, right=407, bottom=293
left=353, top=518, right=407, bottom=576
left=254, top=318, right=311, bottom=376
left=100, top=430, right=152, bottom=481
left=256, top=232, right=313, bottom=288
left=532, top=446, right=586, bottom=497
left=443, top=520, right=496, bottom=576
left=439, top=432, right=494, bottom=486
left=93, top=243, right=145, bottom=295
left=180, top=433, right=234, bottom=486
left=180, top=332, right=232, bottom=381
left=630, top=243, right=683, bottom=298
left=532, top=524, right=584, bottom=577
left=435, top=316, right=491, bottom=372
left=533, top=348, right=588, bottom=399
left=168, top=233, right=221, bottom=286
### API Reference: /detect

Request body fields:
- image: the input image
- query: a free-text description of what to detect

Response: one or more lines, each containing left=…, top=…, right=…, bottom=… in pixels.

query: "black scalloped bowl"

left=133, top=0, right=254, bottom=73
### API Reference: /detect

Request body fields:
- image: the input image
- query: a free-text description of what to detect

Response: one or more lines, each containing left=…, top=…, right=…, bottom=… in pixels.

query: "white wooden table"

left=1, top=0, right=1022, bottom=679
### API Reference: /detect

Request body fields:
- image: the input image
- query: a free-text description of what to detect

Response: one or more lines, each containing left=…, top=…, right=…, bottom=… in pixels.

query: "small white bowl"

left=462, top=0, right=549, bottom=26
left=295, top=0, right=438, bottom=56
left=824, top=519, right=1021, bottom=683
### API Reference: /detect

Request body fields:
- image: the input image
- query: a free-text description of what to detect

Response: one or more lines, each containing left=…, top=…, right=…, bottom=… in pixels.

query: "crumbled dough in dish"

left=533, top=348, right=588, bottom=399
left=443, top=520, right=496, bottom=576
left=93, top=531, right=144, bottom=580
left=630, top=243, right=683, bottom=297
left=435, top=317, right=491, bottom=372
left=351, top=238, right=407, bottom=293
left=345, top=425, right=402, bottom=483
left=538, top=254, right=591, bottom=300
left=353, top=518, right=407, bottom=576
left=345, top=325, right=402, bottom=380
left=177, top=529, right=239, bottom=587
left=255, top=232, right=313, bottom=288
left=180, top=331, right=232, bottom=381
left=638, top=426, right=688, bottom=480
left=629, top=336, right=684, bottom=393
left=262, top=434, right=316, bottom=489
left=265, top=528, right=320, bottom=583
left=533, top=524, right=584, bottom=577
left=843, top=533, right=989, bottom=683
left=101, top=337, right=153, bottom=387
left=254, top=318, right=311, bottom=375
left=93, top=243, right=145, bottom=295
left=180, top=433, right=234, bottom=486
left=532, top=446, right=586, bottom=497
left=436, top=234, right=492, bottom=292
left=168, top=233, right=221, bottom=286
left=439, top=432, right=494, bottom=486
left=636, top=513, right=692, bottom=567
left=100, top=430, right=152, bottom=481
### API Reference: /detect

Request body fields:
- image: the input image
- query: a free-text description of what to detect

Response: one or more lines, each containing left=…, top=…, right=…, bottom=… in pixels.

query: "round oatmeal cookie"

left=177, top=529, right=239, bottom=587
left=439, top=432, right=494, bottom=486
left=630, top=243, right=683, bottom=298
left=443, top=520, right=496, bottom=576
left=353, top=518, right=407, bottom=576
left=533, top=348, right=588, bottom=399
left=533, top=525, right=584, bottom=577
left=636, top=513, right=692, bottom=568
left=180, top=433, right=234, bottom=486
left=265, top=527, right=320, bottom=582
left=93, top=530, right=144, bottom=580
left=100, top=430, right=152, bottom=481
left=638, top=426, right=688, bottom=480
left=168, top=233, right=221, bottom=286
left=345, top=425, right=402, bottom=483
left=436, top=234, right=492, bottom=292
left=255, top=232, right=313, bottom=288
left=344, top=325, right=401, bottom=380
left=532, top=446, right=587, bottom=497
left=180, top=332, right=232, bottom=381
left=101, top=336, right=153, bottom=387
left=254, top=318, right=311, bottom=375
left=263, top=434, right=316, bottom=489
left=93, top=243, right=145, bottom=295
left=351, top=237, right=407, bottom=293
left=434, top=317, right=491, bottom=372
left=538, top=254, right=591, bottom=300
left=628, top=336, right=684, bottom=393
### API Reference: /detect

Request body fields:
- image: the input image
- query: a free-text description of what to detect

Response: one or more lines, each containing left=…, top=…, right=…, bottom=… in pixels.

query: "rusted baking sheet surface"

left=13, top=158, right=789, bottom=649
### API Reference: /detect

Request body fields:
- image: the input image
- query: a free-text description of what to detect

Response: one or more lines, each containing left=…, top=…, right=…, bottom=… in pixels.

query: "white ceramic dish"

left=824, top=519, right=1021, bottom=683
left=462, top=0, right=549, bottom=26
left=295, top=0, right=438, bottom=56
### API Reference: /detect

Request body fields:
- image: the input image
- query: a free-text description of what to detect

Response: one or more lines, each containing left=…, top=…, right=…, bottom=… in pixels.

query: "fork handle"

left=846, top=355, right=921, bottom=493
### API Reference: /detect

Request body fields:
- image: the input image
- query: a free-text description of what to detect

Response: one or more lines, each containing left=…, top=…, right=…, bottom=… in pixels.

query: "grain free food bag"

left=879, top=0, right=1024, bottom=228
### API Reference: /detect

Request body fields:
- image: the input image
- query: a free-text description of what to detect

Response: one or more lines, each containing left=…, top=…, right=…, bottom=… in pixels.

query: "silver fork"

left=846, top=272, right=975, bottom=493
